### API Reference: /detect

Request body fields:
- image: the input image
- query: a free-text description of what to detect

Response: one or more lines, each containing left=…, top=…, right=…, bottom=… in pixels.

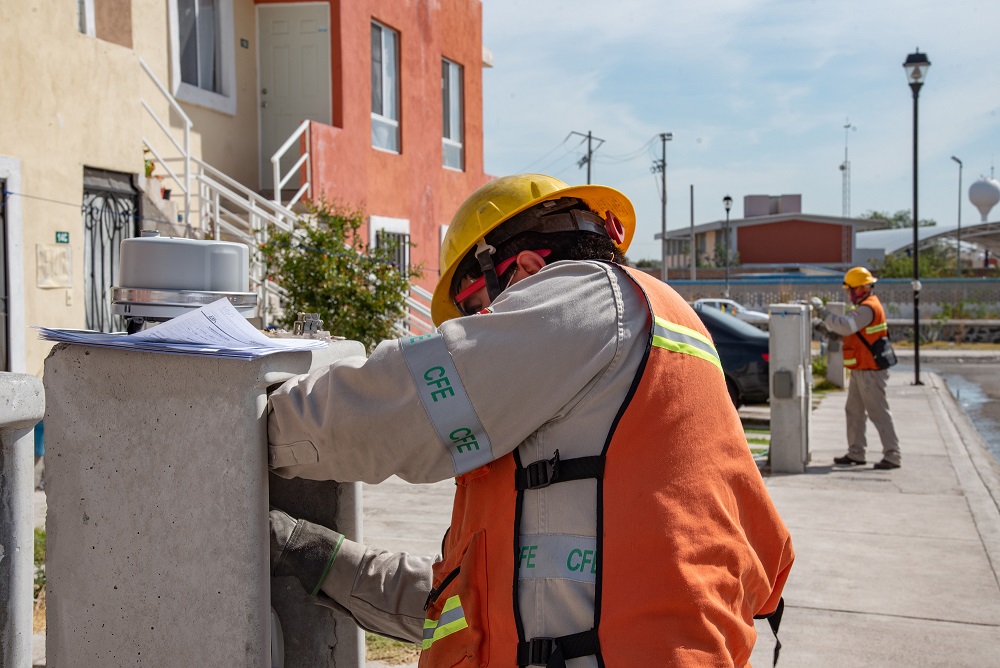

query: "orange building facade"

left=258, top=0, right=490, bottom=293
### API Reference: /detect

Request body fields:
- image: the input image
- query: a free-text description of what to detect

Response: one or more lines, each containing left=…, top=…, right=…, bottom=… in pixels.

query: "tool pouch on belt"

left=855, top=333, right=897, bottom=370
left=420, top=530, right=490, bottom=666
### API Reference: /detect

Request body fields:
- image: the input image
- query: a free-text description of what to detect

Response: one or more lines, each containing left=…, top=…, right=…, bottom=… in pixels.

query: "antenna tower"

left=839, top=119, right=856, bottom=218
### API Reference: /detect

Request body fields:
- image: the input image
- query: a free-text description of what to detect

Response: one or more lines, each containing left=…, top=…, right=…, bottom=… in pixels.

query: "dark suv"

left=692, top=303, right=770, bottom=408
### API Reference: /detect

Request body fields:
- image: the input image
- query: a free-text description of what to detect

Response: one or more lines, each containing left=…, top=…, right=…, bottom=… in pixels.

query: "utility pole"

left=689, top=184, right=696, bottom=280
left=570, top=130, right=605, bottom=184
left=650, top=132, right=673, bottom=280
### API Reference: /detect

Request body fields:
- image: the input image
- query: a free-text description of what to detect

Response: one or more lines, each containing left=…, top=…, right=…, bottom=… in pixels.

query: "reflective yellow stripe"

left=865, top=322, right=888, bottom=335
left=844, top=357, right=857, bottom=367
left=652, top=316, right=723, bottom=374
left=421, top=595, right=468, bottom=650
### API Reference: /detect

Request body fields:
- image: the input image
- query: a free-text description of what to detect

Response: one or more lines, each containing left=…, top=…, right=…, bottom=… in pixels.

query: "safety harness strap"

left=517, top=628, right=600, bottom=667
left=753, top=596, right=785, bottom=667
left=514, top=450, right=604, bottom=490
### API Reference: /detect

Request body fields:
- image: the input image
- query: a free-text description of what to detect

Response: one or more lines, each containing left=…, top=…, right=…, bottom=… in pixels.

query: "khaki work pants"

left=845, top=368, right=901, bottom=465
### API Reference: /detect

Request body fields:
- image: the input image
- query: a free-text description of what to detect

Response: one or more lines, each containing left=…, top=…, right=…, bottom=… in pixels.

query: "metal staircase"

left=138, top=58, right=433, bottom=336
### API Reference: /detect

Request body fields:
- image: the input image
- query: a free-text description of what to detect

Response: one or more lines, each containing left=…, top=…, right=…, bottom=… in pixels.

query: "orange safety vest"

left=841, top=295, right=888, bottom=370
left=419, top=266, right=794, bottom=667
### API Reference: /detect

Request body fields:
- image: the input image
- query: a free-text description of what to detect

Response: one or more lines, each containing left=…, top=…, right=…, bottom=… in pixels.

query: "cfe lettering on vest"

left=400, top=333, right=494, bottom=474
left=518, top=534, right=598, bottom=584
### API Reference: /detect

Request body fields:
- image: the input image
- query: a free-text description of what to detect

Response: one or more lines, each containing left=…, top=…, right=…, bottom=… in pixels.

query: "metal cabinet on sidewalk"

left=43, top=342, right=365, bottom=667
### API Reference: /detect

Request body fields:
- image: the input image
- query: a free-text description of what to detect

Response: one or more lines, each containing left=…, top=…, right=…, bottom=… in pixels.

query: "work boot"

left=833, top=454, right=866, bottom=466
left=873, top=459, right=901, bottom=470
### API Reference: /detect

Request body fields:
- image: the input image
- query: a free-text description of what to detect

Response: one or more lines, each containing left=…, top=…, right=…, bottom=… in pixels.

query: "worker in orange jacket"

left=268, top=174, right=794, bottom=666
left=813, top=267, right=901, bottom=469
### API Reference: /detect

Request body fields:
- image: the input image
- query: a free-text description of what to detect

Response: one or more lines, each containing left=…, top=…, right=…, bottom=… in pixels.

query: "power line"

left=515, top=133, right=575, bottom=173
left=2, top=188, right=174, bottom=227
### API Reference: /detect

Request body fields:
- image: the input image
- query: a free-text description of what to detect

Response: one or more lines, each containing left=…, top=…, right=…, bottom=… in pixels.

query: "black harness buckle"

left=517, top=450, right=560, bottom=490
left=518, top=637, right=555, bottom=665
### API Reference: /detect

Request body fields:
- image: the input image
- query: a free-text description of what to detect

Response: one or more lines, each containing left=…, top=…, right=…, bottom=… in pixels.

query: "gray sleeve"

left=316, top=536, right=436, bottom=644
left=823, top=304, right=874, bottom=337
left=267, top=261, right=624, bottom=484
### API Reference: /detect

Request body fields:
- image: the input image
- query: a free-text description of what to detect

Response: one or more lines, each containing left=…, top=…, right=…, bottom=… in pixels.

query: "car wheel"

left=726, top=377, right=742, bottom=409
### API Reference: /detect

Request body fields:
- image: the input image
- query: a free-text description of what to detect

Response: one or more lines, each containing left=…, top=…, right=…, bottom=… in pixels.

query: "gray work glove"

left=809, top=296, right=829, bottom=319
left=270, top=508, right=344, bottom=596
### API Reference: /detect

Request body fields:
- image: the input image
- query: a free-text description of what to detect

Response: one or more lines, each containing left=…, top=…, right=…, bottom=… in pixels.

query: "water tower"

left=969, top=177, right=1000, bottom=221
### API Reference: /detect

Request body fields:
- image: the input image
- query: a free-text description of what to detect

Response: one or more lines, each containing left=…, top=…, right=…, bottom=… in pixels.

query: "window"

left=370, top=216, right=410, bottom=278
left=78, top=0, right=95, bottom=36
left=442, top=59, right=464, bottom=170
left=170, top=0, right=236, bottom=115
left=371, top=21, right=400, bottom=152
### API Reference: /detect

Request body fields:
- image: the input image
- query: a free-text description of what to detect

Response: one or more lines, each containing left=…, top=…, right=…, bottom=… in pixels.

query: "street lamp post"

left=904, top=48, right=930, bottom=386
left=723, top=195, right=733, bottom=298
left=952, top=155, right=963, bottom=279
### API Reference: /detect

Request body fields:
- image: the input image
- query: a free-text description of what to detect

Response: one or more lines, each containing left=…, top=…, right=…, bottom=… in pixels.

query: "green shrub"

left=259, top=201, right=418, bottom=351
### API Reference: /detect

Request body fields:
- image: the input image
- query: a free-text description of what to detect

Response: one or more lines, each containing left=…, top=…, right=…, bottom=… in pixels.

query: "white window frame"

left=78, top=0, right=96, bottom=36
left=441, top=58, right=464, bottom=171
left=168, top=0, right=237, bottom=116
left=371, top=20, right=400, bottom=153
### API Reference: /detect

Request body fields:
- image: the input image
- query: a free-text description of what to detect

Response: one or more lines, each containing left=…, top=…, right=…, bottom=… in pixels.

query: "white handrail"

left=139, top=58, right=191, bottom=227
left=271, top=119, right=312, bottom=208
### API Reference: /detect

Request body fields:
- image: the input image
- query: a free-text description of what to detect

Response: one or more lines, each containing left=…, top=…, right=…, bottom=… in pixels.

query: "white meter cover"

left=119, top=234, right=250, bottom=292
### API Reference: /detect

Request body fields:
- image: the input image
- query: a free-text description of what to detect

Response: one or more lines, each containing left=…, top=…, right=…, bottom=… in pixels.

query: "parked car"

left=692, top=298, right=769, bottom=328
left=692, top=303, right=770, bottom=408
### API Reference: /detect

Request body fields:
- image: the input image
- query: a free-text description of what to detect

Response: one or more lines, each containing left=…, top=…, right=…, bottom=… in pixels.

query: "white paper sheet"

left=36, top=298, right=328, bottom=360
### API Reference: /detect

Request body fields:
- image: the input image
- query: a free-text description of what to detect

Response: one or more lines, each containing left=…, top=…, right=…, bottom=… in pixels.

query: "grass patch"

left=34, top=527, right=46, bottom=633
left=366, top=632, right=421, bottom=664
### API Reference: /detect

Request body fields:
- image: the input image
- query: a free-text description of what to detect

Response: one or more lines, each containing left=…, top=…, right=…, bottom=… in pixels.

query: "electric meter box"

left=43, top=342, right=365, bottom=667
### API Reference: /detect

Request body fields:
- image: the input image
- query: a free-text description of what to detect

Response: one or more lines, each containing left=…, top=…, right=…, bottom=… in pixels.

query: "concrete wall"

left=43, top=342, right=365, bottom=667
left=663, top=277, right=1000, bottom=321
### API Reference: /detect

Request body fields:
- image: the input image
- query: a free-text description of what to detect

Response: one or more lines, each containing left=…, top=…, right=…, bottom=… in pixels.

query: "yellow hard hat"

left=431, top=174, right=635, bottom=326
left=843, top=266, right=877, bottom=288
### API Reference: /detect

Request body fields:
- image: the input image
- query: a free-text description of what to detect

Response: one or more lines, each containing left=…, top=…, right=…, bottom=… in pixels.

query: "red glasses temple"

left=453, top=249, right=552, bottom=305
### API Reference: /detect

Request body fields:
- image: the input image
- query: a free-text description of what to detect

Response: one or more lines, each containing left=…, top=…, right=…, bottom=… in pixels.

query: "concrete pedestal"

left=43, top=341, right=365, bottom=667
left=769, top=304, right=812, bottom=473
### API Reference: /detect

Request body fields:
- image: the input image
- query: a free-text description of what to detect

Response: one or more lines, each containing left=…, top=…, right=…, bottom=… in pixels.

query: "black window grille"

left=82, top=169, right=139, bottom=332
left=375, top=229, right=410, bottom=279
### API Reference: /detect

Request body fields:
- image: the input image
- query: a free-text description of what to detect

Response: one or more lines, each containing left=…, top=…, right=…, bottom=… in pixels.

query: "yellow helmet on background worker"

left=843, top=266, right=877, bottom=289
left=432, top=174, right=636, bottom=326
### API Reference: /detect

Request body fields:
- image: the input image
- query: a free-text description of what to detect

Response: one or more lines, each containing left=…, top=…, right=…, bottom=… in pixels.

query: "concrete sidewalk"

left=747, top=371, right=1000, bottom=666
left=363, top=371, right=1000, bottom=666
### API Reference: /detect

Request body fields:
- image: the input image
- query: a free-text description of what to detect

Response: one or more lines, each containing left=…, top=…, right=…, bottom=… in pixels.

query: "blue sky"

left=481, top=0, right=1000, bottom=261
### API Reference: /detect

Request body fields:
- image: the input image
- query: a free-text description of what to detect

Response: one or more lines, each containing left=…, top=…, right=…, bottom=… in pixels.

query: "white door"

left=258, top=3, right=332, bottom=191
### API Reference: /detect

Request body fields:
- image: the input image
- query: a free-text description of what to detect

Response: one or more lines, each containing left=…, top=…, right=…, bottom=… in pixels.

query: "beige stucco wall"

left=1, top=1, right=262, bottom=375
left=0, top=3, right=140, bottom=375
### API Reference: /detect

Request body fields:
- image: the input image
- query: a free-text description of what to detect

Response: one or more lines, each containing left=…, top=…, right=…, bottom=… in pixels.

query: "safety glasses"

left=453, top=249, right=551, bottom=316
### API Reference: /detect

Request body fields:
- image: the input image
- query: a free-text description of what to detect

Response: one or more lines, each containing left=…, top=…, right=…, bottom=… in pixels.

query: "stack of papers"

left=36, top=298, right=328, bottom=360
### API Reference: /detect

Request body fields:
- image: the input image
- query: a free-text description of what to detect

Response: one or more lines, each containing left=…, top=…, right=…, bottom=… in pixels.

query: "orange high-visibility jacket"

left=842, top=295, right=888, bottom=370
left=419, top=267, right=794, bottom=667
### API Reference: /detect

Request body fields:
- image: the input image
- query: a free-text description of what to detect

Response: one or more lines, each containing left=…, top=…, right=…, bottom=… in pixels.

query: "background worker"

left=812, top=267, right=901, bottom=470
left=268, top=174, right=794, bottom=667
